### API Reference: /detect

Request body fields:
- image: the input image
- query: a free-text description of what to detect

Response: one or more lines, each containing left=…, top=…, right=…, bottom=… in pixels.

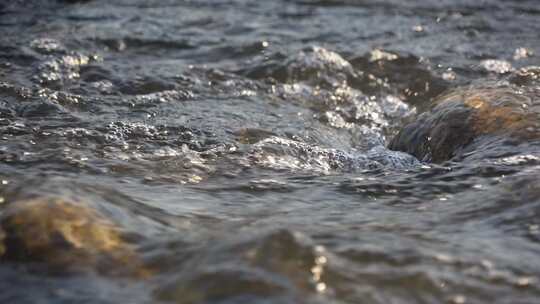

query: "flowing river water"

left=1, top=1, right=540, bottom=303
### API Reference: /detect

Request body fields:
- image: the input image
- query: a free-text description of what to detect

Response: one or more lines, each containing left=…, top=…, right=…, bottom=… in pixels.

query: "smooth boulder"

left=0, top=197, right=150, bottom=277
left=389, top=85, right=540, bottom=163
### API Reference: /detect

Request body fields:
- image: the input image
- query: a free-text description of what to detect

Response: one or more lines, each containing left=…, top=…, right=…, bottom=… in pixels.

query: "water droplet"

left=316, top=256, right=327, bottom=265
left=451, top=295, right=466, bottom=304
left=435, top=253, right=454, bottom=263
left=480, top=59, right=513, bottom=74
left=442, top=71, right=457, bottom=81
left=513, top=47, right=533, bottom=60
left=480, top=259, right=494, bottom=270
left=315, top=282, right=327, bottom=293
left=516, top=276, right=536, bottom=287
left=412, top=25, right=424, bottom=32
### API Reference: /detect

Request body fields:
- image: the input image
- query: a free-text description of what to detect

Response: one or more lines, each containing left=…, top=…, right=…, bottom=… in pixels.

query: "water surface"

left=1, top=0, right=540, bottom=303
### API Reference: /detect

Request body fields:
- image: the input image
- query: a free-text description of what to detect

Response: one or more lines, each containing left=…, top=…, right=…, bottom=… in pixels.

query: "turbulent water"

left=1, top=0, right=540, bottom=303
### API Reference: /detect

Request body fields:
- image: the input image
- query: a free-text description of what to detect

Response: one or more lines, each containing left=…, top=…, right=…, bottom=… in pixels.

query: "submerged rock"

left=0, top=197, right=149, bottom=277
left=389, top=85, right=540, bottom=163
left=155, top=229, right=334, bottom=304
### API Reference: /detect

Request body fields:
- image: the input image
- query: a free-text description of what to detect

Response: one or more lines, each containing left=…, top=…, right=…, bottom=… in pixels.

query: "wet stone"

left=0, top=197, right=149, bottom=277
left=389, top=85, right=540, bottom=163
left=155, top=230, right=331, bottom=303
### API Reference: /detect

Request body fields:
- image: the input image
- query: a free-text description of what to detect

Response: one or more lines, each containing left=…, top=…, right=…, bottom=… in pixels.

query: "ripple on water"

left=1, top=1, right=540, bottom=303
left=239, top=46, right=357, bottom=88
left=155, top=229, right=334, bottom=303
left=248, top=136, right=419, bottom=174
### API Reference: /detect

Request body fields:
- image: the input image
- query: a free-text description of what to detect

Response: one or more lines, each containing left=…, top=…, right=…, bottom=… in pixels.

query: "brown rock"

left=0, top=197, right=150, bottom=277
left=389, top=85, right=540, bottom=163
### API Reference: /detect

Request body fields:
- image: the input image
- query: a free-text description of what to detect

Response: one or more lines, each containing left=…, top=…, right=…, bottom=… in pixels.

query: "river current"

left=1, top=1, right=540, bottom=303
